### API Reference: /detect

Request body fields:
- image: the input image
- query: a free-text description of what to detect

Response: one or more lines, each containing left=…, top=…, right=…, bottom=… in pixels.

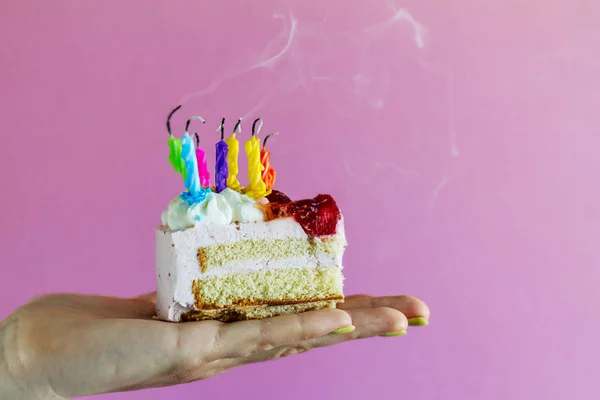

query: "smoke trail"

left=364, top=0, right=427, bottom=49
left=178, top=2, right=428, bottom=119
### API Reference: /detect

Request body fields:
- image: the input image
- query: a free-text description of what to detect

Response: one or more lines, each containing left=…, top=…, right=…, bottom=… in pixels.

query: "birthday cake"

left=156, top=106, right=347, bottom=322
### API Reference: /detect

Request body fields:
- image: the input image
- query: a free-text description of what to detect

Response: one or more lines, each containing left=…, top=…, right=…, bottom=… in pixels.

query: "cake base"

left=179, top=299, right=342, bottom=322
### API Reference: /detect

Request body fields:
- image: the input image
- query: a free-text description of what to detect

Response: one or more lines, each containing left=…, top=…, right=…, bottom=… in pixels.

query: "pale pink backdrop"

left=1, top=0, right=599, bottom=399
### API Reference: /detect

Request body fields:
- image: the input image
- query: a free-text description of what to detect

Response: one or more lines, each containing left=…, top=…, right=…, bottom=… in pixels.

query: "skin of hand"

left=0, top=292, right=429, bottom=399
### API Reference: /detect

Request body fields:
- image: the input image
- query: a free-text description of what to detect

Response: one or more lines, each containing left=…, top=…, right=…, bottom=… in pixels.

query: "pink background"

left=1, top=0, right=599, bottom=399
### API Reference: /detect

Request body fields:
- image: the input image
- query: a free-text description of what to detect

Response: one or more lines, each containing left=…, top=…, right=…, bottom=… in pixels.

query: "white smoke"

left=176, top=1, right=461, bottom=214
left=364, top=0, right=427, bottom=49
left=178, top=2, right=428, bottom=118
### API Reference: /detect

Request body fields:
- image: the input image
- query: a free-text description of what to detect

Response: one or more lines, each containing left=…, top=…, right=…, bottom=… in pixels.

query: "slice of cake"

left=156, top=189, right=346, bottom=322
left=156, top=109, right=346, bottom=322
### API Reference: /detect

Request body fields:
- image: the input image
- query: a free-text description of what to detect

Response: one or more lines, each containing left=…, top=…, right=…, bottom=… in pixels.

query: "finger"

left=239, top=341, right=314, bottom=365
left=295, top=306, right=408, bottom=350
left=132, top=292, right=157, bottom=304
left=346, top=293, right=373, bottom=300
left=331, top=307, right=406, bottom=340
left=344, top=293, right=371, bottom=299
left=207, top=308, right=352, bottom=360
left=339, top=294, right=430, bottom=320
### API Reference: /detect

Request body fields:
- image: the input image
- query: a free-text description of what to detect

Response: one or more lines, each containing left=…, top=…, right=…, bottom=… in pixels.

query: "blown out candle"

left=167, top=105, right=186, bottom=179
left=245, top=134, right=267, bottom=198
left=195, top=133, right=211, bottom=187
left=260, top=132, right=278, bottom=192
left=180, top=132, right=201, bottom=195
left=225, top=119, right=242, bottom=191
left=215, top=118, right=229, bottom=193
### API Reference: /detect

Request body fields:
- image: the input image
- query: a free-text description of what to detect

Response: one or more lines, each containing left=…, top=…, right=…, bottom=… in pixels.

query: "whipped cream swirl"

left=161, top=188, right=267, bottom=231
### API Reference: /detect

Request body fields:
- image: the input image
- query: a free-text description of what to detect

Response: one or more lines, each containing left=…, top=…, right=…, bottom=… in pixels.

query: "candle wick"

left=194, top=132, right=200, bottom=147
left=234, top=119, right=242, bottom=135
left=217, top=118, right=225, bottom=140
left=185, top=116, right=206, bottom=137
left=263, top=132, right=279, bottom=149
left=167, top=105, right=182, bottom=136
left=252, top=118, right=263, bottom=137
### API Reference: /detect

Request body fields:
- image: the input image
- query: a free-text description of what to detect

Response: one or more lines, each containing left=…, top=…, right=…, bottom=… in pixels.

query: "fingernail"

left=379, top=329, right=407, bottom=337
left=331, top=325, right=356, bottom=334
left=408, top=317, right=429, bottom=326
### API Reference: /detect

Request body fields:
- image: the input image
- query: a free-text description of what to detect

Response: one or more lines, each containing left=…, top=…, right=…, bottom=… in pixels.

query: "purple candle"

left=215, top=118, right=228, bottom=193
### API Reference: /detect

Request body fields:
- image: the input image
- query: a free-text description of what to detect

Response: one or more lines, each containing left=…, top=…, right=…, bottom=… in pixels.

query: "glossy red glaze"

left=266, top=193, right=341, bottom=237
left=266, top=190, right=292, bottom=204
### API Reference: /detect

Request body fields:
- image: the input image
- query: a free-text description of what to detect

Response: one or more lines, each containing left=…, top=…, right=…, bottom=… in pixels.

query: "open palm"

left=0, top=292, right=429, bottom=399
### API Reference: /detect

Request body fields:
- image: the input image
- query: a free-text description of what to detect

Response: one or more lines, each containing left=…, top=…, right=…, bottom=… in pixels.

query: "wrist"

left=0, top=315, right=64, bottom=400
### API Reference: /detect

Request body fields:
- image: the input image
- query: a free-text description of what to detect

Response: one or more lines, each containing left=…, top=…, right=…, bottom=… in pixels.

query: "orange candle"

left=261, top=132, right=278, bottom=191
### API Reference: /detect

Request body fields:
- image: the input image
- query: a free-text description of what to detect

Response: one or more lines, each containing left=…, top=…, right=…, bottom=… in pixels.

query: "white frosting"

left=155, top=217, right=347, bottom=322
left=161, top=188, right=266, bottom=231
left=220, top=187, right=267, bottom=223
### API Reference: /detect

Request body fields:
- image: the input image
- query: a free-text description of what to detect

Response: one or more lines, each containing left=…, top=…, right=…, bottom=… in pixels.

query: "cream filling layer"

left=198, top=253, right=343, bottom=278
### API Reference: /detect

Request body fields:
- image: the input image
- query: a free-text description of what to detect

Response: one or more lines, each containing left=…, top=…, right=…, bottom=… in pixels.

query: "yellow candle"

left=225, top=120, right=241, bottom=191
left=245, top=136, right=267, bottom=198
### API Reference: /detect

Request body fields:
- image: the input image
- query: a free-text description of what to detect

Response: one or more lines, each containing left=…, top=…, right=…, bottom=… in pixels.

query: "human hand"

left=0, top=292, right=429, bottom=399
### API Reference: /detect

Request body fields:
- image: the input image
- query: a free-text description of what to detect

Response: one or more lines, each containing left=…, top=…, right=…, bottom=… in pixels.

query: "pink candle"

left=194, top=133, right=211, bottom=187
